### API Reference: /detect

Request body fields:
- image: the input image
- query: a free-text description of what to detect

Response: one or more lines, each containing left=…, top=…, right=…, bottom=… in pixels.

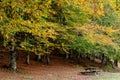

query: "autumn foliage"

left=0, top=0, right=120, bottom=71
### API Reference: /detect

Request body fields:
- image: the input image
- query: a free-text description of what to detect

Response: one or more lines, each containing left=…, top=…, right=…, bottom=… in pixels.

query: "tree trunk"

left=89, top=55, right=94, bottom=61
left=113, top=60, right=118, bottom=68
left=16, top=51, right=20, bottom=60
left=9, top=45, right=17, bottom=72
left=37, top=55, right=42, bottom=62
left=77, top=53, right=81, bottom=59
left=105, top=58, right=111, bottom=65
left=0, top=53, right=3, bottom=58
left=86, top=54, right=90, bottom=59
left=26, top=53, right=30, bottom=65
left=100, top=53, right=104, bottom=64
left=65, top=54, right=69, bottom=59
left=46, top=54, right=50, bottom=65
left=114, top=60, right=118, bottom=67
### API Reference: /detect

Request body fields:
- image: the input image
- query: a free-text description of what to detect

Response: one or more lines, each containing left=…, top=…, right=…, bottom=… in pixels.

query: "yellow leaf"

left=0, top=16, right=3, bottom=20
left=5, top=33, right=9, bottom=39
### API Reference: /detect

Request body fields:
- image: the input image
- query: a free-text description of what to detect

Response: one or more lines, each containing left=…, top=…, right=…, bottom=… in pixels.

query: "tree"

left=0, top=0, right=120, bottom=71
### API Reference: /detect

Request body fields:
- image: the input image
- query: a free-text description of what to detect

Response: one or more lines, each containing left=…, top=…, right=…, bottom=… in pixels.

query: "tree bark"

left=105, top=58, right=111, bottom=65
left=37, top=55, right=42, bottom=62
left=46, top=54, right=50, bottom=65
left=77, top=53, right=81, bottom=59
left=65, top=54, right=69, bottom=59
left=100, top=53, right=104, bottom=64
left=26, top=53, right=30, bottom=65
left=89, top=55, right=94, bottom=61
left=9, top=45, right=17, bottom=72
left=113, top=60, right=118, bottom=68
left=16, top=51, right=20, bottom=60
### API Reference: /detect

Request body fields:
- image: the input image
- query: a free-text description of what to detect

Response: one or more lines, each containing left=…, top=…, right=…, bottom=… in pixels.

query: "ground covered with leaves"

left=0, top=52, right=120, bottom=80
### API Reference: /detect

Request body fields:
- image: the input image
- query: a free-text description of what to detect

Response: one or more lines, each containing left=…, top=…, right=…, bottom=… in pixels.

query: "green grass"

left=23, top=76, right=33, bottom=80
left=92, top=73, right=120, bottom=80
left=6, top=78, right=18, bottom=80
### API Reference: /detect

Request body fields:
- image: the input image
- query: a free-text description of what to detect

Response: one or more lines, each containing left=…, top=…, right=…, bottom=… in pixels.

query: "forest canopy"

left=0, top=0, right=120, bottom=71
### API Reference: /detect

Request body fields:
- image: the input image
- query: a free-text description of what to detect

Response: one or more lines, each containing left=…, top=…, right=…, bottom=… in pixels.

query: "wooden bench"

left=85, top=67, right=100, bottom=75
left=80, top=67, right=100, bottom=75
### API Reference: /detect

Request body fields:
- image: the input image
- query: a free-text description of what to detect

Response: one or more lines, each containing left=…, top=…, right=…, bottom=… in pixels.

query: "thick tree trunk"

left=9, top=45, right=17, bottom=72
left=26, top=53, right=30, bottom=65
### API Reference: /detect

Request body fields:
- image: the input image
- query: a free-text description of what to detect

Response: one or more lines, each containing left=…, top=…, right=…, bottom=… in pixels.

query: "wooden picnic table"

left=84, top=67, right=100, bottom=75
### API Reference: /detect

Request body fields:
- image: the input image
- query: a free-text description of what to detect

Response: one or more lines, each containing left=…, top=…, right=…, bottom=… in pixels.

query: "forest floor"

left=0, top=51, right=120, bottom=80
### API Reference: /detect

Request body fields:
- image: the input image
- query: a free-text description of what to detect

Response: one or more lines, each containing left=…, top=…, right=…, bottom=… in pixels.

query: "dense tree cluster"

left=0, top=0, right=120, bottom=71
